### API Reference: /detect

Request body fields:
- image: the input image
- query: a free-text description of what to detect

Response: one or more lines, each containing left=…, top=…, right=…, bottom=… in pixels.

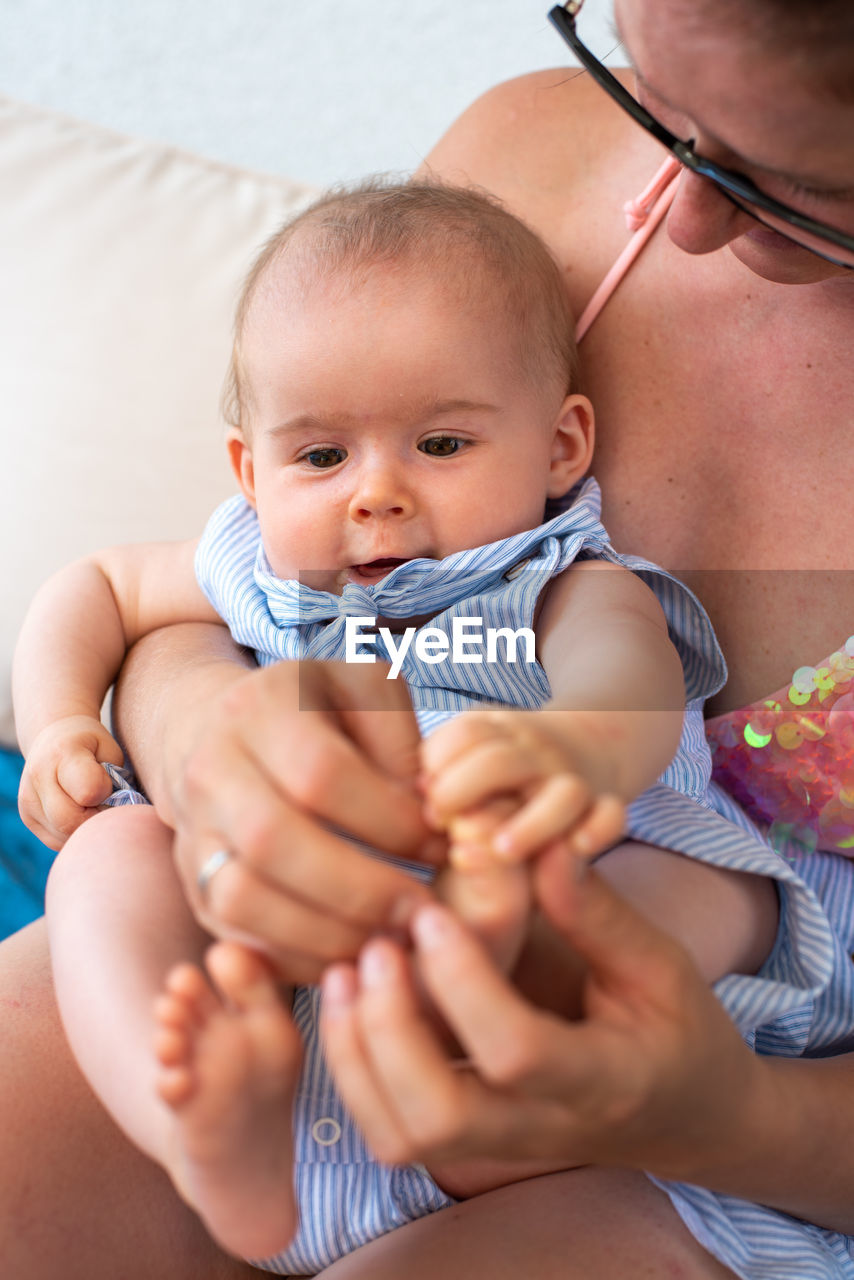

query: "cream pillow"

left=0, top=95, right=317, bottom=746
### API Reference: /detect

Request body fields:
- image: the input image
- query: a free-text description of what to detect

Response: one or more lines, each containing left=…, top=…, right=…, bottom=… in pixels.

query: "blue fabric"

left=0, top=748, right=54, bottom=938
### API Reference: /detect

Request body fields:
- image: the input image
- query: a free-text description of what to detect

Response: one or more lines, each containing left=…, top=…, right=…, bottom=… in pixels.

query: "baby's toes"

left=163, top=963, right=219, bottom=1025
left=156, top=1061, right=196, bottom=1108
left=154, top=1019, right=192, bottom=1068
left=205, top=943, right=301, bottom=1080
left=205, top=943, right=279, bottom=1012
left=154, top=988, right=192, bottom=1033
left=153, top=1015, right=198, bottom=1106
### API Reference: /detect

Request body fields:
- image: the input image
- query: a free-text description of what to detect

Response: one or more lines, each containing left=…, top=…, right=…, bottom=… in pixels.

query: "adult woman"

left=3, top=0, right=854, bottom=1276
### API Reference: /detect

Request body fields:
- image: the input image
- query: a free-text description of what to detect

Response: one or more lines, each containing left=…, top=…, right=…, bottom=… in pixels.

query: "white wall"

left=1, top=0, right=619, bottom=185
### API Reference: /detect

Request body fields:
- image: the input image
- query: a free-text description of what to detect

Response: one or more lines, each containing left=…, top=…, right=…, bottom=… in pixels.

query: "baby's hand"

left=421, top=709, right=626, bottom=872
left=19, top=715, right=125, bottom=849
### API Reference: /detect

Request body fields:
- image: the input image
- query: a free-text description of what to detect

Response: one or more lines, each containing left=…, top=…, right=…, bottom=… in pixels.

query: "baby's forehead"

left=245, top=240, right=509, bottom=331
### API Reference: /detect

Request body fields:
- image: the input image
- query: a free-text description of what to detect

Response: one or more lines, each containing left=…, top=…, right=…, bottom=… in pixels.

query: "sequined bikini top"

left=706, top=641, right=854, bottom=856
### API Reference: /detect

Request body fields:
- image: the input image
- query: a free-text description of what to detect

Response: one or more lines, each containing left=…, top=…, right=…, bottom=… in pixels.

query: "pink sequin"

left=707, top=641, right=854, bottom=856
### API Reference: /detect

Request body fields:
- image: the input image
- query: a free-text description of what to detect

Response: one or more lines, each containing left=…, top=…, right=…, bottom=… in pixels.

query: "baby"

left=14, top=181, right=781, bottom=1274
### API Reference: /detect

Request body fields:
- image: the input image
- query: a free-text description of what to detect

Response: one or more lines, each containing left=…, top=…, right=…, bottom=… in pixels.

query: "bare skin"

left=420, top=67, right=854, bottom=713
left=0, top=916, right=257, bottom=1280
left=154, top=943, right=301, bottom=1262
left=5, top=6, right=854, bottom=1277
left=319, top=1168, right=735, bottom=1280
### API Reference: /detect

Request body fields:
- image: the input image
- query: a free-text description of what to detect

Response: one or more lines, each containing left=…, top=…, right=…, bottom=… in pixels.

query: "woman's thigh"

left=320, top=1166, right=736, bottom=1280
left=0, top=916, right=257, bottom=1280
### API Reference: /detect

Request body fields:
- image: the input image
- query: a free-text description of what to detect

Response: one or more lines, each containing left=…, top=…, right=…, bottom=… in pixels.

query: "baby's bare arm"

left=13, top=538, right=217, bottom=846
left=536, top=560, right=686, bottom=799
left=421, top=562, right=684, bottom=870
left=14, top=539, right=215, bottom=752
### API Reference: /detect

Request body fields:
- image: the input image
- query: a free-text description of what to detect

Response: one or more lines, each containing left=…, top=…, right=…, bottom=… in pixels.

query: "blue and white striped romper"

left=153, top=476, right=850, bottom=1278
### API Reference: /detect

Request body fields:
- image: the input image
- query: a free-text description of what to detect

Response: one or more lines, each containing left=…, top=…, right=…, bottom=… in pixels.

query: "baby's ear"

left=547, top=394, right=594, bottom=498
left=226, top=429, right=257, bottom=508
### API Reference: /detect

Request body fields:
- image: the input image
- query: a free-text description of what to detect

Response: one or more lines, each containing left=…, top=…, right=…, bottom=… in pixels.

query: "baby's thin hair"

left=224, top=177, right=578, bottom=433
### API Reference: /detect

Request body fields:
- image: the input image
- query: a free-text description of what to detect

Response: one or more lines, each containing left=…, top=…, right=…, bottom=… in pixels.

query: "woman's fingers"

left=182, top=660, right=438, bottom=862
left=172, top=746, right=434, bottom=974
left=407, top=886, right=665, bottom=1112
left=319, top=849, right=759, bottom=1181
left=533, top=843, right=690, bottom=997
left=321, top=943, right=534, bottom=1166
left=184, top=845, right=370, bottom=961
left=327, top=943, right=464, bottom=1161
left=315, top=662, right=423, bottom=787
left=409, top=905, right=562, bottom=1087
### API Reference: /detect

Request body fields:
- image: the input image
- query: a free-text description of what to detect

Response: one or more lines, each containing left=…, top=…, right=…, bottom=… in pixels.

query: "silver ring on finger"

left=196, top=848, right=232, bottom=898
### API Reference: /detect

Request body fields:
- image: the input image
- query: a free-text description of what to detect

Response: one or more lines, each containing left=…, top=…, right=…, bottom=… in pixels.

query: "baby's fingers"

left=490, top=774, right=594, bottom=862
left=19, top=772, right=94, bottom=850
left=567, top=794, right=626, bottom=860
left=426, top=740, right=543, bottom=829
left=56, top=750, right=116, bottom=809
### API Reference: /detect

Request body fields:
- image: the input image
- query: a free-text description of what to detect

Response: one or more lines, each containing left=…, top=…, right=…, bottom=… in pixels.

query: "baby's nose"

left=348, top=464, right=415, bottom=520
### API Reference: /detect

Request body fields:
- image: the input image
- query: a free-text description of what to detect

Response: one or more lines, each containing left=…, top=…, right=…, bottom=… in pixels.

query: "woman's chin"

left=728, top=229, right=851, bottom=285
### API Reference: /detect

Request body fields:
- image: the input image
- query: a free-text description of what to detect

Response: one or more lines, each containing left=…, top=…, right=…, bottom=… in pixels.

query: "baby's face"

left=229, top=265, right=591, bottom=593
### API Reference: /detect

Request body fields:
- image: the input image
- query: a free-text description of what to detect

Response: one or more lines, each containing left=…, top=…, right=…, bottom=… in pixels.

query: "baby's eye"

left=302, top=447, right=347, bottom=469
left=419, top=436, right=465, bottom=457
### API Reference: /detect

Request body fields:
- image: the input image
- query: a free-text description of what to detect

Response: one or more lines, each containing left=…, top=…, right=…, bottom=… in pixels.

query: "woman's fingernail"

left=360, top=941, right=394, bottom=988
left=322, top=965, right=356, bottom=1012
left=412, top=905, right=454, bottom=951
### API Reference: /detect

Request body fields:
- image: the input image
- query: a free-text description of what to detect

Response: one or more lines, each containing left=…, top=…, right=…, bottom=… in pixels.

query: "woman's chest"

left=574, top=242, right=854, bottom=707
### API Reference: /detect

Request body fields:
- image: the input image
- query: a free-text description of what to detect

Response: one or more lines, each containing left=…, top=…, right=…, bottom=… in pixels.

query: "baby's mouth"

left=349, top=557, right=410, bottom=583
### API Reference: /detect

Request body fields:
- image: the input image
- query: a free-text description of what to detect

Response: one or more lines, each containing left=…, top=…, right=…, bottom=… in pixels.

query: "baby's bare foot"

left=154, top=942, right=301, bottom=1260
left=439, top=800, right=533, bottom=976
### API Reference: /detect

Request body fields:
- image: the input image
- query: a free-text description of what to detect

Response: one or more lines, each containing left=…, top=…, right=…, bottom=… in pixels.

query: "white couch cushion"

left=0, top=95, right=317, bottom=745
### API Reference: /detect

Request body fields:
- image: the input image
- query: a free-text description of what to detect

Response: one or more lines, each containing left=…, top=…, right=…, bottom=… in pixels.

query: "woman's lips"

left=743, top=224, right=802, bottom=253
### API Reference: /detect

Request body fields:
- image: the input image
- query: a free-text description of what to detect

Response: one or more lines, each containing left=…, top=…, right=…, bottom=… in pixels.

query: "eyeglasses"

left=547, top=1, right=854, bottom=269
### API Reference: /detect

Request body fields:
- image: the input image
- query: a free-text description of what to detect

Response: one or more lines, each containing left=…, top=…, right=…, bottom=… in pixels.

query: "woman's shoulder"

left=420, top=67, right=644, bottom=200
left=419, top=68, right=664, bottom=305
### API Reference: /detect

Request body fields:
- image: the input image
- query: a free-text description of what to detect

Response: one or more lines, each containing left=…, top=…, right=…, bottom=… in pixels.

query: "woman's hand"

left=114, top=626, right=443, bottom=983
left=319, top=843, right=763, bottom=1183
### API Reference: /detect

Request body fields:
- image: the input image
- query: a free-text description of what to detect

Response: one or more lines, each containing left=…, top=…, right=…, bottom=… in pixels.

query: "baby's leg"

left=46, top=805, right=301, bottom=1260
left=436, top=862, right=531, bottom=976
left=436, top=798, right=533, bottom=976
left=595, top=840, right=780, bottom=982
